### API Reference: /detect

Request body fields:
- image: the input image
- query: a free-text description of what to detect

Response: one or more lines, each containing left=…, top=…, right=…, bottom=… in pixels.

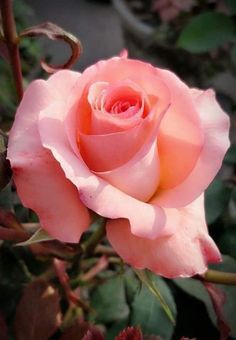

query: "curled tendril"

left=19, top=22, right=82, bottom=73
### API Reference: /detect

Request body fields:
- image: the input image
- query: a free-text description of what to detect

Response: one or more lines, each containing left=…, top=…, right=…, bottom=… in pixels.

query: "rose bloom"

left=7, top=56, right=230, bottom=278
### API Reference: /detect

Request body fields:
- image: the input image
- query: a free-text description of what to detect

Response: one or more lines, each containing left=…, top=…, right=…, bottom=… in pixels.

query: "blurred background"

left=24, top=0, right=124, bottom=70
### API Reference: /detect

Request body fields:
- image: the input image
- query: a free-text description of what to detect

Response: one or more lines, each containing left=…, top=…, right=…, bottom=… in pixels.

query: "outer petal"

left=11, top=150, right=90, bottom=243
left=154, top=89, right=230, bottom=208
left=38, top=102, right=175, bottom=239
left=106, top=195, right=221, bottom=278
left=156, top=68, right=203, bottom=189
left=7, top=78, right=90, bottom=243
left=47, top=70, right=81, bottom=97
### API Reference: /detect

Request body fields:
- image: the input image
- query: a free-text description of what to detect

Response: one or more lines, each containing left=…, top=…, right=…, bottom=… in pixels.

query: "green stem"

left=95, top=244, right=117, bottom=256
left=0, top=0, right=23, bottom=101
left=200, top=269, right=236, bottom=285
left=81, top=217, right=106, bottom=255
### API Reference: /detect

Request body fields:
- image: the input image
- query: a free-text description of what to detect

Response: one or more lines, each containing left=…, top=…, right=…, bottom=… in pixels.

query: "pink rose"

left=7, top=56, right=230, bottom=278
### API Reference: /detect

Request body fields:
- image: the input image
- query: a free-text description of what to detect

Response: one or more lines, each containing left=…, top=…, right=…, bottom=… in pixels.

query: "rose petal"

left=154, top=89, right=230, bottom=207
left=78, top=100, right=161, bottom=172
left=69, top=59, right=203, bottom=187
left=87, top=80, right=145, bottom=134
left=47, top=69, right=81, bottom=97
left=7, top=79, right=90, bottom=243
left=156, top=68, right=204, bottom=189
left=107, top=195, right=221, bottom=278
left=62, top=64, right=170, bottom=199
left=76, top=80, right=169, bottom=172
left=38, top=101, right=175, bottom=239
left=95, top=138, right=159, bottom=201
left=93, top=98, right=166, bottom=201
left=65, top=57, right=170, bottom=168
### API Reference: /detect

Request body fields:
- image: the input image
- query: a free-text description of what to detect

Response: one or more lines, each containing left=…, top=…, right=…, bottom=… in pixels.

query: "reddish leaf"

left=80, top=256, right=108, bottom=282
left=60, top=321, right=104, bottom=340
left=82, top=329, right=104, bottom=340
left=54, top=258, right=69, bottom=287
left=29, top=240, right=77, bottom=260
left=0, top=226, right=28, bottom=242
left=116, top=327, right=143, bottom=340
left=20, top=22, right=82, bottom=73
left=14, top=279, right=61, bottom=340
left=203, top=282, right=230, bottom=340
left=0, top=208, right=22, bottom=230
left=53, top=259, right=91, bottom=311
left=0, top=313, right=8, bottom=340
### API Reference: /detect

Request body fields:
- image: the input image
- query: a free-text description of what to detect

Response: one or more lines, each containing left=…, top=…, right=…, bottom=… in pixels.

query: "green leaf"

left=210, top=256, right=236, bottom=338
left=173, top=278, right=216, bottom=326
left=205, top=179, right=232, bottom=224
left=225, top=0, right=236, bottom=14
left=229, top=187, right=236, bottom=222
left=17, top=228, right=54, bottom=246
left=124, top=269, right=140, bottom=303
left=175, top=256, right=236, bottom=339
left=0, top=244, right=30, bottom=318
left=105, top=270, right=139, bottom=340
left=131, top=273, right=176, bottom=339
left=177, top=12, right=235, bottom=53
left=0, top=184, right=13, bottom=210
left=231, top=44, right=236, bottom=66
left=90, top=276, right=130, bottom=323
left=218, top=226, right=236, bottom=259
left=135, top=270, right=176, bottom=325
left=224, top=145, right=236, bottom=164
left=106, top=320, right=128, bottom=340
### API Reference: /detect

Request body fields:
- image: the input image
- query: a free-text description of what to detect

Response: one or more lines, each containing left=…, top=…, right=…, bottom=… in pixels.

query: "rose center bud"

left=104, top=89, right=142, bottom=118
left=87, top=80, right=149, bottom=134
left=109, top=98, right=139, bottom=115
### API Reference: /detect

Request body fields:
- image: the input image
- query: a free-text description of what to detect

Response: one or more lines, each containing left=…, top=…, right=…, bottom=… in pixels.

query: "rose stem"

left=81, top=217, right=106, bottom=255
left=80, top=255, right=108, bottom=282
left=95, top=244, right=117, bottom=256
left=0, top=0, right=23, bottom=101
left=198, top=269, right=236, bottom=285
